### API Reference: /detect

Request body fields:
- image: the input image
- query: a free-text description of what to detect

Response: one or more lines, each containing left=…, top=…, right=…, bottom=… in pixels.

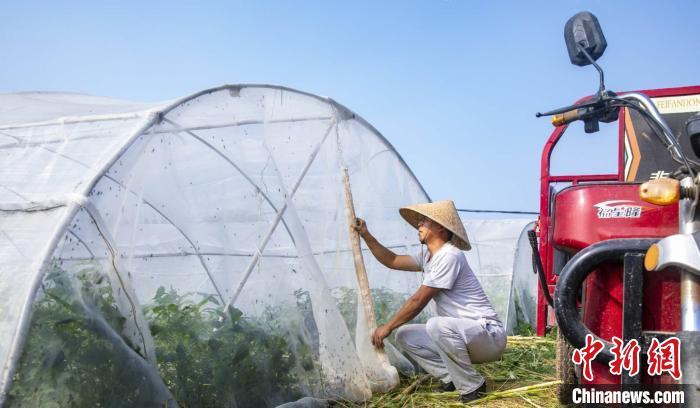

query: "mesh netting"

left=0, top=87, right=537, bottom=407
left=461, top=218, right=536, bottom=334
left=0, top=86, right=430, bottom=407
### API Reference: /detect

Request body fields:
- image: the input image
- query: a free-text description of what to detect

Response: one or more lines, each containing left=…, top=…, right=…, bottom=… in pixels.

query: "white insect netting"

left=0, top=87, right=539, bottom=407
left=510, top=221, right=539, bottom=332
left=460, top=219, right=537, bottom=334
left=0, top=86, right=430, bottom=407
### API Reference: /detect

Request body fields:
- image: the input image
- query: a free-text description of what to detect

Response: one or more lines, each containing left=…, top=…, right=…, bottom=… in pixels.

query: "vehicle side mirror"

left=686, top=113, right=700, bottom=158
left=565, top=11, right=607, bottom=66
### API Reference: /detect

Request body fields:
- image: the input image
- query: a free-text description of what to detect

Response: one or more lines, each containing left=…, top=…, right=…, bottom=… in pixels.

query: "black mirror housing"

left=565, top=11, right=607, bottom=66
left=686, top=113, right=700, bottom=158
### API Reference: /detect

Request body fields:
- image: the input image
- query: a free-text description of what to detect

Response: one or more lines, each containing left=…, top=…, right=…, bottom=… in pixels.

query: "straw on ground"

left=346, top=333, right=560, bottom=408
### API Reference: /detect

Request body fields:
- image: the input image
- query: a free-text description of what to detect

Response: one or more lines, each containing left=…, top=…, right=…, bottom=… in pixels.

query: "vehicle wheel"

left=556, top=329, right=577, bottom=405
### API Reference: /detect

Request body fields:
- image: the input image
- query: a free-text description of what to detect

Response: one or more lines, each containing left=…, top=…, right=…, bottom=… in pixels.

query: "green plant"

left=514, top=321, right=535, bottom=337
left=8, top=265, right=172, bottom=407
left=9, top=265, right=316, bottom=408
left=145, top=287, right=308, bottom=407
left=333, top=287, right=428, bottom=338
left=9, top=264, right=422, bottom=408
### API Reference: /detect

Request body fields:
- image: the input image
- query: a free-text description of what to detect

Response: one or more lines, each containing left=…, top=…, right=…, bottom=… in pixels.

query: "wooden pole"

left=342, top=167, right=392, bottom=368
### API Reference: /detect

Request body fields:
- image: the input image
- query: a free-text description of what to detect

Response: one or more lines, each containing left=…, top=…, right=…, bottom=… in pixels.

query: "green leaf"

left=226, top=306, right=243, bottom=323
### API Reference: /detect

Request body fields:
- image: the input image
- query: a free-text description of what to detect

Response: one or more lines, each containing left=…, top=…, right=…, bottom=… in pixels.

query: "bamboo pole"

left=341, top=167, right=392, bottom=369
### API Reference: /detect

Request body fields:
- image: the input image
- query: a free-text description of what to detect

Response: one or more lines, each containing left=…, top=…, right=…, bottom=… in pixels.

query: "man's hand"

left=353, top=217, right=421, bottom=271
left=371, top=324, right=392, bottom=349
left=371, top=286, right=440, bottom=349
left=353, top=217, right=370, bottom=239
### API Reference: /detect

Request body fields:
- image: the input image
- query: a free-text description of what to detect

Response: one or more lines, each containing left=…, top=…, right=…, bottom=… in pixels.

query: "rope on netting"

left=82, top=203, right=156, bottom=366
left=0, top=193, right=87, bottom=212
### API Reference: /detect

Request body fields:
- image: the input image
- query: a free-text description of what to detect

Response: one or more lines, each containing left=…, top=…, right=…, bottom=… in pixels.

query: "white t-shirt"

left=413, top=242, right=501, bottom=325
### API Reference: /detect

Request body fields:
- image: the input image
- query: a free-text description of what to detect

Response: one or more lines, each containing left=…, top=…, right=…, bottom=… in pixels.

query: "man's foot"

left=438, top=381, right=456, bottom=392
left=459, top=383, right=487, bottom=403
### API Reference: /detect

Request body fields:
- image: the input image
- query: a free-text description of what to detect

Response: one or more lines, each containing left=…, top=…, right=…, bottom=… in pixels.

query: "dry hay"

left=340, top=333, right=561, bottom=407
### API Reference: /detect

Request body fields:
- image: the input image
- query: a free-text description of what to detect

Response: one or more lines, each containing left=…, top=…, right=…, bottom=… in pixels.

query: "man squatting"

left=354, top=200, right=507, bottom=403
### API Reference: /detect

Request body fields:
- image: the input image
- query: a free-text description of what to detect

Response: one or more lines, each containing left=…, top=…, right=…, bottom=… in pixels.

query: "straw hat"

left=399, top=200, right=471, bottom=251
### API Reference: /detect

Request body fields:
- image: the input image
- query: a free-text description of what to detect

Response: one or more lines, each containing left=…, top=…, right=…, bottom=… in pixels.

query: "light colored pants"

left=395, top=316, right=507, bottom=394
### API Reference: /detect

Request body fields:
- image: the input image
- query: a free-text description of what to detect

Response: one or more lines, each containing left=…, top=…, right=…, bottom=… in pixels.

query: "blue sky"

left=2, top=1, right=698, bottom=216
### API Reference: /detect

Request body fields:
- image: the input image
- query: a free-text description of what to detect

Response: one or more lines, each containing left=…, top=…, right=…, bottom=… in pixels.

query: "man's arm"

left=354, top=218, right=421, bottom=272
left=371, top=285, right=441, bottom=348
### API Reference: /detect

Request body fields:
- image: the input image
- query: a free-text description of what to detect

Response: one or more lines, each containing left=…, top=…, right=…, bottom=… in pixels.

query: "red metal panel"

left=537, top=125, right=566, bottom=335
left=582, top=265, right=681, bottom=384
left=551, top=184, right=680, bottom=385
left=627, top=86, right=700, bottom=98
left=548, top=174, right=619, bottom=183
left=552, top=184, right=678, bottom=250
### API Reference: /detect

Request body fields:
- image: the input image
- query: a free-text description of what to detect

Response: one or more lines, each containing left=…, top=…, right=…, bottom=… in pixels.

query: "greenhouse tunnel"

left=0, top=86, right=538, bottom=407
left=0, top=85, right=434, bottom=407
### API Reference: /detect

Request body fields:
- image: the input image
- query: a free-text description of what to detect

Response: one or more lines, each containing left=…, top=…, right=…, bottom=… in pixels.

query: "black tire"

left=556, top=329, right=577, bottom=405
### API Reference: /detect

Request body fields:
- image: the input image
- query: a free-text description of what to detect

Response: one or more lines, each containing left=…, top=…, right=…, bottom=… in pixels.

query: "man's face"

left=417, top=217, right=433, bottom=244
left=417, top=217, right=448, bottom=244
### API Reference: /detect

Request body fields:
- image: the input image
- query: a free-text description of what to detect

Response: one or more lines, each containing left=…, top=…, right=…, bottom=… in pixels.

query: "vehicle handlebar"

left=551, top=108, right=585, bottom=127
